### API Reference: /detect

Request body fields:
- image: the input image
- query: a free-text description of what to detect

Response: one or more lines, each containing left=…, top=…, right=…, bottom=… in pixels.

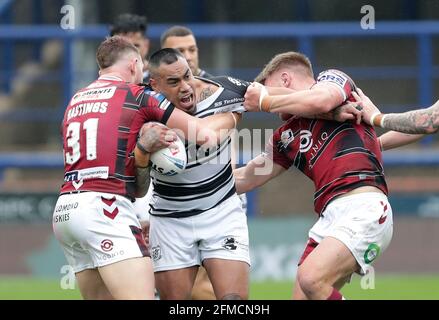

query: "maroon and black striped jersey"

left=266, top=69, right=388, bottom=215
left=60, top=76, right=174, bottom=199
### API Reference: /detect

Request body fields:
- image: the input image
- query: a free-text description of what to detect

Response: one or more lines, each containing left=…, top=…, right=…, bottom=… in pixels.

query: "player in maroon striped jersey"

left=53, top=36, right=240, bottom=300
left=236, top=52, right=393, bottom=300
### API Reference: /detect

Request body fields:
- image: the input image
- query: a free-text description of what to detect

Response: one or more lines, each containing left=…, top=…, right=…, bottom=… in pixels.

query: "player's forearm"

left=134, top=147, right=152, bottom=198
left=266, top=86, right=296, bottom=96
left=372, top=103, right=439, bottom=134
left=234, top=166, right=258, bottom=194
left=197, top=112, right=240, bottom=146
left=379, top=131, right=425, bottom=151
left=262, top=87, right=337, bottom=116
left=234, top=155, right=281, bottom=193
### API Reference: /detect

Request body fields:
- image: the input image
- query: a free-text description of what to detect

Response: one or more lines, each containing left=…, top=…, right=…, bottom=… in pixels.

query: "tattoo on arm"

left=199, top=86, right=215, bottom=101
left=314, top=110, right=334, bottom=121
left=383, top=105, right=439, bottom=134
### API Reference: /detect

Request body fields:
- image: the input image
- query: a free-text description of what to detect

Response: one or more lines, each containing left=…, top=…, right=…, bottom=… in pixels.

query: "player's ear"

left=129, top=58, right=137, bottom=76
left=149, top=77, right=159, bottom=92
left=280, top=72, right=291, bottom=88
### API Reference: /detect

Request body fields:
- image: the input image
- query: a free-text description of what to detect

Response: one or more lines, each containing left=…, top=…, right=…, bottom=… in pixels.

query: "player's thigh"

left=203, top=258, right=249, bottom=300
left=191, top=266, right=215, bottom=300
left=155, top=266, right=199, bottom=300
left=298, top=236, right=359, bottom=287
left=98, top=256, right=155, bottom=300
left=75, top=268, right=113, bottom=300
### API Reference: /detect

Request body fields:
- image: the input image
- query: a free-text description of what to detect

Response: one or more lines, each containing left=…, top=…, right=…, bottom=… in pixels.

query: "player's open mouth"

left=180, top=94, right=193, bottom=108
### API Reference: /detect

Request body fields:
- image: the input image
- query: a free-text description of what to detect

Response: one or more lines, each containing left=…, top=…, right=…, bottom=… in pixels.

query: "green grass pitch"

left=1, top=274, right=439, bottom=300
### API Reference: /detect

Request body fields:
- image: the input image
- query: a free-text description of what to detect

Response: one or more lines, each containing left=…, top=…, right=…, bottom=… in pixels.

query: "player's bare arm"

left=234, top=153, right=286, bottom=194
left=358, top=88, right=439, bottom=134
left=378, top=131, right=425, bottom=151
left=166, top=108, right=240, bottom=148
left=380, top=106, right=439, bottom=134
left=244, top=82, right=345, bottom=117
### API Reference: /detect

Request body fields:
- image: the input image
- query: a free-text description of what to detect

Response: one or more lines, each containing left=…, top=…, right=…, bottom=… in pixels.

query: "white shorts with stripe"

left=53, top=192, right=148, bottom=273
left=308, top=192, right=393, bottom=274
left=149, top=193, right=250, bottom=272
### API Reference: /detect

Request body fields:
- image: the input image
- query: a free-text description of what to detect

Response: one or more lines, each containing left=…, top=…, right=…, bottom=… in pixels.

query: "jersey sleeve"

left=210, top=76, right=252, bottom=113
left=315, top=69, right=357, bottom=102
left=139, top=89, right=175, bottom=124
left=264, top=129, right=292, bottom=170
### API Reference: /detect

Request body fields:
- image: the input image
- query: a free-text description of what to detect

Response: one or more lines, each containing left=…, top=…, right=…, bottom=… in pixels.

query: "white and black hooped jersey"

left=149, top=76, right=250, bottom=218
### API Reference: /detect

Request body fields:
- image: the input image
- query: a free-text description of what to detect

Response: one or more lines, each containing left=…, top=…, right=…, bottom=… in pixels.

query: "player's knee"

left=159, top=289, right=192, bottom=300
left=191, top=281, right=215, bottom=300
left=296, top=269, right=325, bottom=297
left=220, top=292, right=246, bottom=300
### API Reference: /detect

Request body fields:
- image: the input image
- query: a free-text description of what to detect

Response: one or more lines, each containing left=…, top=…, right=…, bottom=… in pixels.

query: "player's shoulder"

left=199, top=75, right=251, bottom=92
left=316, top=69, right=356, bottom=88
left=135, top=85, right=173, bottom=112
left=315, top=69, right=357, bottom=101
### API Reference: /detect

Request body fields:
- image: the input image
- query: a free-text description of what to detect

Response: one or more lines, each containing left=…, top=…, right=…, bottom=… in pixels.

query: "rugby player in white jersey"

left=139, top=48, right=250, bottom=300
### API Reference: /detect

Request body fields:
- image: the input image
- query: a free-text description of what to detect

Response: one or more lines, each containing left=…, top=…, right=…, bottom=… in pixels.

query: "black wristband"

left=136, top=141, right=150, bottom=155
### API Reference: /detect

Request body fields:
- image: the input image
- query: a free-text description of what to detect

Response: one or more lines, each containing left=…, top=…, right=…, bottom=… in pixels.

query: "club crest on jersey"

left=280, top=129, right=294, bottom=148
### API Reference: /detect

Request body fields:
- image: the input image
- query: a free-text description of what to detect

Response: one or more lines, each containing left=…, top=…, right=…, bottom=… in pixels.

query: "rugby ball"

left=150, top=135, right=187, bottom=176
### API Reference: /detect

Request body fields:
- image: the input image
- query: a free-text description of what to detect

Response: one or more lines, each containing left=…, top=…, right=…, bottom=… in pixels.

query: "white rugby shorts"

left=308, top=192, right=393, bottom=274
left=149, top=193, right=250, bottom=272
left=53, top=192, right=149, bottom=273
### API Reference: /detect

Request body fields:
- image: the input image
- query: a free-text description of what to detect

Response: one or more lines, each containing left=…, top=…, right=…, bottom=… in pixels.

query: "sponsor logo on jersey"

left=227, top=76, right=244, bottom=86
left=309, top=131, right=329, bottom=160
left=64, top=171, right=79, bottom=182
left=364, top=243, right=381, bottom=264
left=55, top=202, right=78, bottom=212
left=100, top=239, right=114, bottom=252
left=317, top=70, right=348, bottom=89
left=53, top=213, right=70, bottom=223
left=299, top=130, right=313, bottom=153
left=71, top=86, right=116, bottom=104
left=98, top=249, right=125, bottom=261
left=64, top=166, right=109, bottom=182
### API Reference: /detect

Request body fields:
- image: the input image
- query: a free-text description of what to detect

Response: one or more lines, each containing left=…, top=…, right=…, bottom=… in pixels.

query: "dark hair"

left=96, top=36, right=139, bottom=69
left=110, top=13, right=148, bottom=36
left=149, top=48, right=185, bottom=76
left=160, top=25, right=194, bottom=47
